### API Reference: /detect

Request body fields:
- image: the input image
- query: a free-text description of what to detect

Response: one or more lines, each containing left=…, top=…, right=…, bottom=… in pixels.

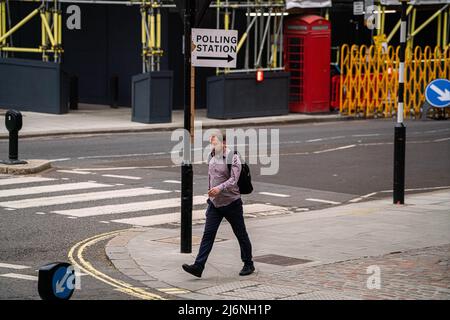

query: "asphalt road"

left=0, top=119, right=449, bottom=300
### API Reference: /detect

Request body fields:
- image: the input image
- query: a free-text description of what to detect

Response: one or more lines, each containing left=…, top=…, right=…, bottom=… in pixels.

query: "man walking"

left=182, top=130, right=255, bottom=278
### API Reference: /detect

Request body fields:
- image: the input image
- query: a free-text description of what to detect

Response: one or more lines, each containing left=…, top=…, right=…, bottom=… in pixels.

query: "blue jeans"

left=194, top=198, right=253, bottom=268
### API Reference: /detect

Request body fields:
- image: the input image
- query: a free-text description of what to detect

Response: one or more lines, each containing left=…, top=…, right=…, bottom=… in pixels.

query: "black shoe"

left=182, top=264, right=203, bottom=278
left=239, top=264, right=255, bottom=276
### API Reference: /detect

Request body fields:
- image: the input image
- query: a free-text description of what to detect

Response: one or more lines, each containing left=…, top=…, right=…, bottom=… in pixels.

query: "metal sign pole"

left=393, top=0, right=407, bottom=205
left=180, top=0, right=195, bottom=254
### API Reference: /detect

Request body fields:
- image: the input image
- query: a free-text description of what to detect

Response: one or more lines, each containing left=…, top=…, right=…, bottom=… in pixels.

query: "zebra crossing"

left=0, top=175, right=290, bottom=226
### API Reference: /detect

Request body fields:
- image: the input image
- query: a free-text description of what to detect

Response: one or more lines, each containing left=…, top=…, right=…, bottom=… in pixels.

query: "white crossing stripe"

left=0, top=273, right=38, bottom=281
left=0, top=182, right=112, bottom=198
left=52, top=195, right=208, bottom=217
left=434, top=137, right=450, bottom=142
left=0, top=263, right=30, bottom=270
left=305, top=198, right=342, bottom=205
left=313, top=145, right=356, bottom=154
left=0, top=187, right=171, bottom=209
left=57, top=170, right=93, bottom=175
left=0, top=177, right=55, bottom=186
left=258, top=192, right=291, bottom=198
left=49, top=158, right=71, bottom=162
left=102, top=174, right=142, bottom=180
left=111, top=203, right=288, bottom=226
left=163, top=180, right=181, bottom=184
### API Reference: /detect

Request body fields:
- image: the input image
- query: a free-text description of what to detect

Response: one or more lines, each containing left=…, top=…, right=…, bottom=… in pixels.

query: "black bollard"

left=181, top=162, right=193, bottom=253
left=0, top=110, right=27, bottom=165
left=110, top=75, right=119, bottom=109
left=69, top=75, right=79, bottom=110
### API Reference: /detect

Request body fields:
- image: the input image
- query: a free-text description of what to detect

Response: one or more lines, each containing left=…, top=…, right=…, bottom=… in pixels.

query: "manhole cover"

left=153, top=235, right=227, bottom=245
left=253, top=254, right=312, bottom=266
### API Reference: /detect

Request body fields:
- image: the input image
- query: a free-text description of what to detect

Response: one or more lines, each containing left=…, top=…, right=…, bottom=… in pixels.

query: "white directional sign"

left=191, top=28, right=238, bottom=68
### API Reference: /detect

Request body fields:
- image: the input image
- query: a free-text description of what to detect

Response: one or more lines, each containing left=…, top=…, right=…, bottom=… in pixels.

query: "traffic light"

left=256, top=69, right=264, bottom=83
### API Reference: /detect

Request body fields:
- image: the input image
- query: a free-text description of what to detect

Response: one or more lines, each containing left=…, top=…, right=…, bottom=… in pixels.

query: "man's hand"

left=208, top=187, right=221, bottom=197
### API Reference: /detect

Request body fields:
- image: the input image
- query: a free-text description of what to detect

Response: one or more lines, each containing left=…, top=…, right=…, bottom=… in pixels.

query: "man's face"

left=210, top=135, right=223, bottom=153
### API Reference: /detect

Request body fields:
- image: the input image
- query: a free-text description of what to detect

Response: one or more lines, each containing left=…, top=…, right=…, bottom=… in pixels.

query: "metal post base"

left=0, top=159, right=28, bottom=165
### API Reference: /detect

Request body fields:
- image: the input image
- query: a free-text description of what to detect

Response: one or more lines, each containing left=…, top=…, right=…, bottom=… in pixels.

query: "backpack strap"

left=227, top=151, right=240, bottom=172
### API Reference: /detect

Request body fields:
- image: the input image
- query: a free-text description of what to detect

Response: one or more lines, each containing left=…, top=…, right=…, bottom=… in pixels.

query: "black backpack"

left=226, top=151, right=253, bottom=195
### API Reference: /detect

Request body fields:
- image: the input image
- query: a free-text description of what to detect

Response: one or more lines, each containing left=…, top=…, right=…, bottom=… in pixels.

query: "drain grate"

left=253, top=254, right=312, bottom=266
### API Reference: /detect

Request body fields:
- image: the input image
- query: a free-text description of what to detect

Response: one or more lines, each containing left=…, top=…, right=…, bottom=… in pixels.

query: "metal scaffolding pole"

left=255, top=9, right=271, bottom=67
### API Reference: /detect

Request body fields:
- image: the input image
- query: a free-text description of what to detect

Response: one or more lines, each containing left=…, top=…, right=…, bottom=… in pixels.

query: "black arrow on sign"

left=197, top=55, right=234, bottom=63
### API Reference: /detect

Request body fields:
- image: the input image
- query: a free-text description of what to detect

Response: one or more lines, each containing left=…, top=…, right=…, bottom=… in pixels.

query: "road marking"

left=99, top=221, right=110, bottom=224
left=295, top=208, right=310, bottom=212
left=313, top=145, right=356, bottom=154
left=279, top=152, right=310, bottom=156
left=75, top=166, right=169, bottom=171
left=349, top=192, right=378, bottom=203
left=4, top=208, right=16, bottom=211
left=53, top=195, right=207, bottom=217
left=49, top=158, right=71, bottom=162
left=163, top=180, right=181, bottom=184
left=0, top=263, right=30, bottom=270
left=258, top=192, right=291, bottom=198
left=306, top=136, right=346, bottom=143
left=352, top=134, right=381, bottom=137
left=0, top=273, right=38, bottom=281
left=434, top=137, right=450, bottom=142
left=57, top=170, right=92, bottom=175
left=68, top=230, right=165, bottom=300
left=35, top=212, right=47, bottom=215
left=305, top=198, right=342, bottom=205
left=0, top=177, right=56, bottom=186
left=102, top=174, right=142, bottom=180
left=111, top=203, right=288, bottom=226
left=0, top=188, right=171, bottom=209
left=306, top=138, right=323, bottom=142
left=0, top=182, right=112, bottom=198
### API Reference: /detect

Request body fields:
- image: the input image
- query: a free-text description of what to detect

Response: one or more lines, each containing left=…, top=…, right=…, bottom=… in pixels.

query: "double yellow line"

left=68, top=229, right=166, bottom=300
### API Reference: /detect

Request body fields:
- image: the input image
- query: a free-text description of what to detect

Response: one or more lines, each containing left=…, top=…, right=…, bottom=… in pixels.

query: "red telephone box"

left=284, top=15, right=331, bottom=113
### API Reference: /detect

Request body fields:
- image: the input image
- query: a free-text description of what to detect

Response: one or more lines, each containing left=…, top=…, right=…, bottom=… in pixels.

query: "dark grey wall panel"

left=207, top=72, right=290, bottom=119
left=132, top=71, right=173, bottom=123
left=0, top=58, right=69, bottom=114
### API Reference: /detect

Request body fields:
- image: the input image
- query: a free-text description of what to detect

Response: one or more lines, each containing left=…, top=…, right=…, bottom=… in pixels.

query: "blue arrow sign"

left=425, top=78, right=450, bottom=108
left=52, top=265, right=75, bottom=299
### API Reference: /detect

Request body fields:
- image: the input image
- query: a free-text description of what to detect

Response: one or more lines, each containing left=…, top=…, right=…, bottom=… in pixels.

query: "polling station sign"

left=191, top=28, right=238, bottom=68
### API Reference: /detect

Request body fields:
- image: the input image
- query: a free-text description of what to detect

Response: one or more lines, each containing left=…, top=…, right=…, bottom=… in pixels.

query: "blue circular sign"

left=425, top=78, right=450, bottom=108
left=52, top=265, right=75, bottom=299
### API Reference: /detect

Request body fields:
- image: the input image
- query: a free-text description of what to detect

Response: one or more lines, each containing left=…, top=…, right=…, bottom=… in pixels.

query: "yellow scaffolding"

left=0, top=1, right=63, bottom=62
left=141, top=0, right=163, bottom=73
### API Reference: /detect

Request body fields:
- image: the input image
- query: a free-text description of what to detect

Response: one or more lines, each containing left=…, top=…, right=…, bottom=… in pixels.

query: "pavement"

left=0, top=159, right=51, bottom=174
left=0, top=104, right=348, bottom=139
left=105, top=189, right=450, bottom=300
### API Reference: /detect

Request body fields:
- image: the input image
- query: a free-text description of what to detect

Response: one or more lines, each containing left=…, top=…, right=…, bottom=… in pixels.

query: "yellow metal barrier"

left=340, top=44, right=450, bottom=119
